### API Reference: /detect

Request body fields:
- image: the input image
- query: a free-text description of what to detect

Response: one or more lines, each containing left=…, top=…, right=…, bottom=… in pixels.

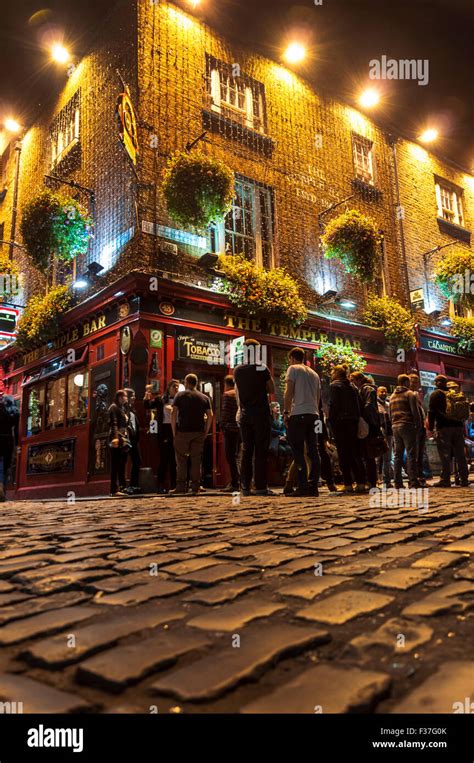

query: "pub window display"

left=46, top=378, right=66, bottom=429
left=67, top=371, right=89, bottom=425
left=27, top=386, right=45, bottom=436
left=25, top=368, right=89, bottom=435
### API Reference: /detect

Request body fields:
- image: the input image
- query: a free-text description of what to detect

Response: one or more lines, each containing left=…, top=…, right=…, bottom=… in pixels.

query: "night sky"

left=0, top=0, right=472, bottom=167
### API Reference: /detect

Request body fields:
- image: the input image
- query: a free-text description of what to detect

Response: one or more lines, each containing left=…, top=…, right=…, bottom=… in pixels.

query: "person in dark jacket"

left=389, top=374, right=422, bottom=489
left=428, top=374, right=469, bottom=487
left=409, top=373, right=429, bottom=486
left=124, top=388, right=141, bottom=494
left=221, top=375, right=240, bottom=492
left=377, top=386, right=393, bottom=487
left=328, top=365, right=366, bottom=493
left=0, top=395, right=19, bottom=502
left=108, top=390, right=129, bottom=496
left=351, top=372, right=382, bottom=489
left=144, top=380, right=179, bottom=493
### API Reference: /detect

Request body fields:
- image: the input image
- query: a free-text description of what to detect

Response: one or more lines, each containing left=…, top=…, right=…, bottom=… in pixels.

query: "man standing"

left=409, top=374, right=428, bottom=486
left=377, top=386, right=393, bottom=488
left=283, top=347, right=321, bottom=496
left=350, top=372, right=381, bottom=489
left=428, top=375, right=469, bottom=487
left=221, top=375, right=240, bottom=493
left=390, top=374, right=422, bottom=489
left=124, top=388, right=141, bottom=494
left=171, top=374, right=213, bottom=495
left=234, top=339, right=275, bottom=496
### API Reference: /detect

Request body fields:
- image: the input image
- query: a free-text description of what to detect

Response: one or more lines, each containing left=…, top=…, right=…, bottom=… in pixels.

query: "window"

left=211, top=176, right=275, bottom=268
left=450, top=300, right=472, bottom=319
left=67, top=370, right=89, bottom=425
left=352, top=134, right=375, bottom=185
left=435, top=180, right=464, bottom=227
left=50, top=92, right=80, bottom=168
left=27, top=386, right=45, bottom=436
left=46, top=377, right=66, bottom=429
left=206, top=56, right=266, bottom=134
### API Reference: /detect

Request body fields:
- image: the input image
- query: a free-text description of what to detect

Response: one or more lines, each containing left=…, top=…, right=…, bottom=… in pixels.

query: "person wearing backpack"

left=0, top=395, right=20, bottom=502
left=428, top=375, right=469, bottom=487
left=446, top=382, right=470, bottom=422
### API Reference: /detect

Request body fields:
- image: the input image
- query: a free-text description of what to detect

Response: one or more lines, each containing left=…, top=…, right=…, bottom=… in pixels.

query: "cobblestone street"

left=0, top=488, right=473, bottom=715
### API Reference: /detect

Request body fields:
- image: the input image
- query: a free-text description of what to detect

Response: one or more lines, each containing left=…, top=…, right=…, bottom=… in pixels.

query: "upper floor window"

left=435, top=179, right=464, bottom=227
left=352, top=134, right=375, bottom=186
left=210, top=176, right=275, bottom=269
left=50, top=91, right=80, bottom=168
left=206, top=55, right=266, bottom=134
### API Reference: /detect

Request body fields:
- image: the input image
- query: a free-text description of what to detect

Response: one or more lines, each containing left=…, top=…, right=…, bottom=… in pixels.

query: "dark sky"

left=1, top=0, right=473, bottom=168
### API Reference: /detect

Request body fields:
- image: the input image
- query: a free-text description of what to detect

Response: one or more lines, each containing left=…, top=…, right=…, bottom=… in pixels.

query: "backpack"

left=446, top=390, right=470, bottom=421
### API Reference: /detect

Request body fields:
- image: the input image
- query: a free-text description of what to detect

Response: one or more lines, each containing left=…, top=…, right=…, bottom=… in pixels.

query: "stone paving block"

left=108, top=544, right=170, bottom=561
left=347, top=617, right=433, bottom=657
left=264, top=556, right=333, bottom=578
left=242, top=664, right=391, bottom=713
left=87, top=571, right=167, bottom=593
left=178, top=563, right=256, bottom=587
left=442, top=537, right=474, bottom=553
left=114, top=552, right=192, bottom=572
left=454, top=563, right=474, bottom=580
left=160, top=557, right=222, bottom=575
left=0, top=673, right=91, bottom=713
left=23, top=603, right=186, bottom=667
left=382, top=543, right=434, bottom=559
left=402, top=581, right=474, bottom=617
left=300, top=538, right=354, bottom=551
left=150, top=624, right=330, bottom=700
left=411, top=552, right=465, bottom=570
left=0, top=592, right=31, bottom=606
left=278, top=574, right=350, bottom=600
left=183, top=580, right=262, bottom=605
left=296, top=590, right=394, bottom=625
left=95, top=579, right=189, bottom=606
left=0, top=581, right=14, bottom=592
left=0, top=590, right=90, bottom=626
left=0, top=556, right=52, bottom=576
left=25, top=569, right=112, bottom=595
left=188, top=597, right=285, bottom=632
left=393, top=662, right=474, bottom=713
left=0, top=606, right=98, bottom=645
left=368, top=568, right=434, bottom=590
left=77, top=630, right=211, bottom=692
left=325, top=557, right=389, bottom=576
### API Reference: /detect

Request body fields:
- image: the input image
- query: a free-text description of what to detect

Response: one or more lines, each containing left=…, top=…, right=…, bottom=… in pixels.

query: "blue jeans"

left=287, top=414, right=320, bottom=489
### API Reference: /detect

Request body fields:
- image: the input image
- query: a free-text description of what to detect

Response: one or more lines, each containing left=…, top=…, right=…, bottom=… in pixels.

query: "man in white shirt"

left=283, top=347, right=321, bottom=496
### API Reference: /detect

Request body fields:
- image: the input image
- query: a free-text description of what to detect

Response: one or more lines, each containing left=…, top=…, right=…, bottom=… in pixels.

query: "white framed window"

left=211, top=176, right=274, bottom=268
left=206, top=56, right=265, bottom=134
left=435, top=180, right=464, bottom=227
left=51, top=92, right=80, bottom=168
left=352, top=134, right=375, bottom=185
left=449, top=300, right=472, bottom=319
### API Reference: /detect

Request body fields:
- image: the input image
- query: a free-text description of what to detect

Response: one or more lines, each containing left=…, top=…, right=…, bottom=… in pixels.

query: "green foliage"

left=0, top=253, right=20, bottom=300
left=20, top=190, right=92, bottom=270
left=15, top=285, right=73, bottom=350
left=315, top=342, right=367, bottom=379
left=451, top=316, right=474, bottom=353
left=322, top=209, right=382, bottom=282
left=218, top=253, right=308, bottom=326
left=363, top=293, right=416, bottom=349
left=162, top=151, right=235, bottom=230
left=433, top=249, right=474, bottom=304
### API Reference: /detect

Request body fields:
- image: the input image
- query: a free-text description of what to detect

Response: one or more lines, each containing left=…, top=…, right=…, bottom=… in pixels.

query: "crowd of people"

left=106, top=338, right=474, bottom=497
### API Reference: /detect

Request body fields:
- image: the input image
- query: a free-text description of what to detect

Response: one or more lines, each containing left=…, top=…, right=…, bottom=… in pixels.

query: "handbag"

left=357, top=416, right=369, bottom=439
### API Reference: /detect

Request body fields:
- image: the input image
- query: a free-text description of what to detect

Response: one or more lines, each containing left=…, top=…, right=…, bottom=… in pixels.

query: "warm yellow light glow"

left=4, top=118, right=21, bottom=133
left=359, top=88, right=380, bottom=108
left=283, top=42, right=306, bottom=65
left=186, top=0, right=201, bottom=7
left=165, top=5, right=196, bottom=30
left=465, top=174, right=474, bottom=191
left=419, top=128, right=438, bottom=144
left=51, top=43, right=71, bottom=64
left=409, top=143, right=429, bottom=162
left=346, top=108, right=370, bottom=138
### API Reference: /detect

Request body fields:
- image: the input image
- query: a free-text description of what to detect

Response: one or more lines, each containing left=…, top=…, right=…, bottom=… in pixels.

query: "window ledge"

left=351, top=178, right=383, bottom=201
left=202, top=109, right=274, bottom=158
left=436, top=218, right=471, bottom=244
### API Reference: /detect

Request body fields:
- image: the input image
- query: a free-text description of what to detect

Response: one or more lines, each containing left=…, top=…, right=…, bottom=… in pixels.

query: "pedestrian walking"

left=351, top=372, right=383, bottom=489
left=428, top=375, right=469, bottom=487
left=234, top=339, right=274, bottom=496
left=171, top=374, right=213, bottom=495
left=221, top=375, right=240, bottom=492
left=108, top=390, right=130, bottom=496
left=389, top=374, right=422, bottom=488
left=0, top=395, right=19, bottom=502
left=124, top=388, right=141, bottom=494
left=328, top=365, right=366, bottom=493
left=377, top=386, right=393, bottom=487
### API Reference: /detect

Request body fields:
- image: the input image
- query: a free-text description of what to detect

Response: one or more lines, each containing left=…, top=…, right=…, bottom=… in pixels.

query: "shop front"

left=415, top=328, right=474, bottom=405
left=1, top=272, right=408, bottom=499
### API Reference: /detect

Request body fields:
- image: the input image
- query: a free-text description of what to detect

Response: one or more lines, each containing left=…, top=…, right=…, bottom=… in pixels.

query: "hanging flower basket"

left=217, top=253, right=308, bottom=326
left=15, top=285, right=73, bottom=350
left=0, top=253, right=20, bottom=302
left=315, top=342, right=367, bottom=379
left=20, top=190, right=92, bottom=271
left=321, top=209, right=382, bottom=282
left=162, top=151, right=235, bottom=230
left=363, top=293, right=415, bottom=350
left=451, top=316, right=474, bottom=354
left=433, top=249, right=474, bottom=305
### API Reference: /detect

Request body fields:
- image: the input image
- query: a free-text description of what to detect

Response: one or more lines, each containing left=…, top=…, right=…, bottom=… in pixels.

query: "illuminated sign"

left=142, top=220, right=207, bottom=249
left=116, top=89, right=139, bottom=165
left=0, top=307, right=19, bottom=335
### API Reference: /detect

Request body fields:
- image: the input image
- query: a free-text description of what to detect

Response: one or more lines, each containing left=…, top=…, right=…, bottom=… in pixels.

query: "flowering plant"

left=451, top=316, right=474, bottom=354
left=20, top=190, right=92, bottom=270
left=315, top=342, right=366, bottom=378
left=162, top=151, right=235, bottom=230
left=363, top=293, right=415, bottom=349
left=322, top=209, right=382, bottom=282
left=218, top=253, right=308, bottom=325
left=433, top=249, right=474, bottom=305
left=15, top=285, right=73, bottom=350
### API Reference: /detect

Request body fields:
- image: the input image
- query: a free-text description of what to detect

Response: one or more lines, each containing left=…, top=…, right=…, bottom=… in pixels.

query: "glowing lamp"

left=419, top=128, right=438, bottom=144
left=284, top=43, right=306, bottom=65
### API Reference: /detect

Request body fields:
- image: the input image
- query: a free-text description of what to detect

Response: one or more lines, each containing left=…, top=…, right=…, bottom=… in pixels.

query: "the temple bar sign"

left=420, top=335, right=460, bottom=356
left=225, top=314, right=362, bottom=351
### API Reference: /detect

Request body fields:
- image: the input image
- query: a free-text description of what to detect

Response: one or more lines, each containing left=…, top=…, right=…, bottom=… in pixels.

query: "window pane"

left=67, top=370, right=89, bottom=425
left=27, top=386, right=45, bottom=436
left=46, top=378, right=66, bottom=429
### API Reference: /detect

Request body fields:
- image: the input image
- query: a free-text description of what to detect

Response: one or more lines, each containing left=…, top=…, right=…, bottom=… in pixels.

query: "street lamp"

left=4, top=118, right=21, bottom=134
left=359, top=88, right=380, bottom=109
left=51, top=43, right=71, bottom=64
left=419, top=128, right=438, bottom=144
left=283, top=42, right=306, bottom=65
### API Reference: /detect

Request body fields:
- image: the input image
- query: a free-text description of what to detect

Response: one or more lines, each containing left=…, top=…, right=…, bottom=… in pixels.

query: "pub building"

left=0, top=271, right=412, bottom=499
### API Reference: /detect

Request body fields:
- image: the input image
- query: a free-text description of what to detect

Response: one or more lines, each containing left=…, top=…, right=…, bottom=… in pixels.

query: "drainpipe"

left=9, top=140, right=23, bottom=261
left=389, top=135, right=411, bottom=307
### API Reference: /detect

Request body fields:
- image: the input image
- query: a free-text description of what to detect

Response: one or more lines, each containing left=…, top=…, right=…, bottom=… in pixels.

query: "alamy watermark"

left=207, top=340, right=268, bottom=369
left=369, top=55, right=429, bottom=86
left=369, top=486, right=429, bottom=513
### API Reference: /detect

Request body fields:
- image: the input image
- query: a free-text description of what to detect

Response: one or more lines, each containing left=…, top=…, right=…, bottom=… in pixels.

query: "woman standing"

left=108, top=390, right=129, bottom=496
left=328, top=365, right=366, bottom=493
